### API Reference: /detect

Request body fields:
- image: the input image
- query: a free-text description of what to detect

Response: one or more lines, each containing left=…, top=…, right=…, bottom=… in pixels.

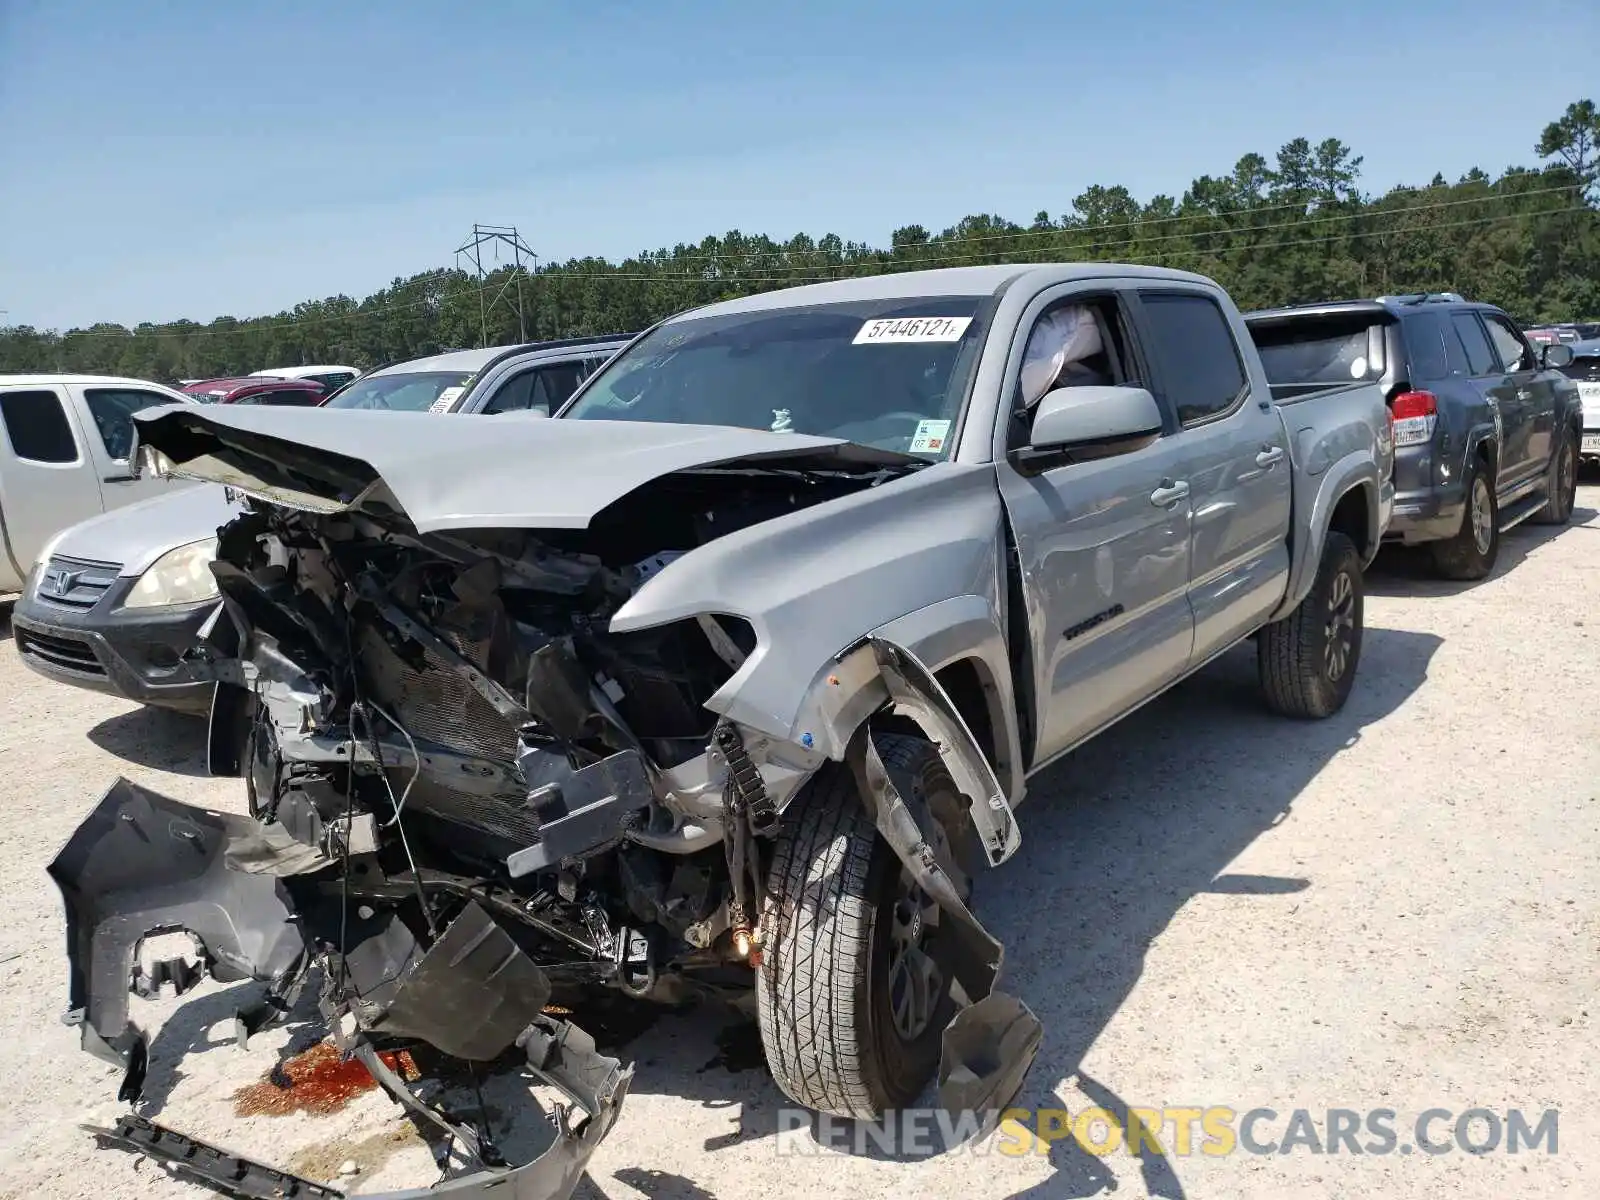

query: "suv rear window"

left=1401, top=311, right=1453, bottom=381
left=1251, top=314, right=1382, bottom=387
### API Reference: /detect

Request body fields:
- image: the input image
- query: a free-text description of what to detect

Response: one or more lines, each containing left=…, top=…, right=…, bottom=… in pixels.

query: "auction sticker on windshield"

left=910, top=419, right=952, bottom=453
left=428, top=386, right=465, bottom=413
left=854, top=316, right=972, bottom=344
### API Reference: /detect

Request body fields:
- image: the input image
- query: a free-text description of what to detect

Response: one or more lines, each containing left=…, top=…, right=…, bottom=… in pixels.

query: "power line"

left=612, top=179, right=1583, bottom=268
left=14, top=197, right=1592, bottom=341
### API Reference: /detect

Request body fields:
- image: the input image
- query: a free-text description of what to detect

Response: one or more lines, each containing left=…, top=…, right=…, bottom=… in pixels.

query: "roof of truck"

left=0, top=373, right=193, bottom=394
left=1245, top=294, right=1501, bottom=324
left=668, top=263, right=1219, bottom=320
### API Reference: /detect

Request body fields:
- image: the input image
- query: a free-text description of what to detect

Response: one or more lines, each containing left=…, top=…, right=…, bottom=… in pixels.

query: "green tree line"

left=5, top=100, right=1598, bottom=383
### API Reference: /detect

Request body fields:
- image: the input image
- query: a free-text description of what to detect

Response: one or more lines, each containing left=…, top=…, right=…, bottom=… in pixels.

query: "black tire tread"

left=1532, top=425, right=1576, bottom=526
left=1258, top=530, right=1362, bottom=720
left=756, top=734, right=927, bottom=1120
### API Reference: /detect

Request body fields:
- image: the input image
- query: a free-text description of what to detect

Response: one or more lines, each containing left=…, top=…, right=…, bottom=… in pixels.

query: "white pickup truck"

left=0, top=375, right=193, bottom=596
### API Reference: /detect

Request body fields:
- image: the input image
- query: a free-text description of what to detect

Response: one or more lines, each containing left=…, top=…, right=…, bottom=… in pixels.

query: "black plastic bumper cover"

left=53, top=781, right=632, bottom=1200
left=48, top=778, right=311, bottom=1074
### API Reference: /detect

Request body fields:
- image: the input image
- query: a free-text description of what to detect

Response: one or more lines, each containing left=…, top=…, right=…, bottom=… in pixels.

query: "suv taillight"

left=1390, top=390, right=1437, bottom=447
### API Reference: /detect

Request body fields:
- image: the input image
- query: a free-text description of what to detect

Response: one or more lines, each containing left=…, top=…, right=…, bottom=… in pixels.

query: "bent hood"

left=132, top=405, right=922, bottom=533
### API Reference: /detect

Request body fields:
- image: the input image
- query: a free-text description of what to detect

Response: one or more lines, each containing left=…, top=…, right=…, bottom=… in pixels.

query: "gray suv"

left=11, top=334, right=635, bottom=712
left=1247, top=293, right=1581, bottom=580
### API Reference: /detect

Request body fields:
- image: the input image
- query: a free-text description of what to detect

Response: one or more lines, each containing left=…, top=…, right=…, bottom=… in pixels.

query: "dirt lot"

left=1, top=490, right=1597, bottom=1200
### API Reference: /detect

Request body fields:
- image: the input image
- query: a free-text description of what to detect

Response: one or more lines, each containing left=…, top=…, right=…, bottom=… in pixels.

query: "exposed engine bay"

left=50, top=405, right=1042, bottom=1199
left=211, top=467, right=881, bottom=1000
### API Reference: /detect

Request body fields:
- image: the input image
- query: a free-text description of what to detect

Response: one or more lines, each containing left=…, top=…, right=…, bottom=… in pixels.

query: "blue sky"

left=0, top=0, right=1592, bottom=330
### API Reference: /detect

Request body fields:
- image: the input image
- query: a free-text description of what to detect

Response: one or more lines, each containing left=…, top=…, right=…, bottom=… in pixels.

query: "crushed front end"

left=50, top=407, right=1041, bottom=1195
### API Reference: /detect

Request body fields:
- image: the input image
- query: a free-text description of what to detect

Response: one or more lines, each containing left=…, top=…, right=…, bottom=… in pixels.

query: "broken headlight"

left=123, top=537, right=219, bottom=608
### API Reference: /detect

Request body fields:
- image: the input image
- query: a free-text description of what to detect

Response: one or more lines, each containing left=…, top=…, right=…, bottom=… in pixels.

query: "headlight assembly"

left=123, top=538, right=220, bottom=609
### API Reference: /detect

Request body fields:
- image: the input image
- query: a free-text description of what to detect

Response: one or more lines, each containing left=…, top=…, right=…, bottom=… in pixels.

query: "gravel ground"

left=1, top=489, right=1597, bottom=1200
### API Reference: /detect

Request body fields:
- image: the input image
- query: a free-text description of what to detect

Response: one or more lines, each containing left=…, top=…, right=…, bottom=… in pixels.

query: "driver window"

left=1008, top=296, right=1133, bottom=450
left=1482, top=314, right=1534, bottom=374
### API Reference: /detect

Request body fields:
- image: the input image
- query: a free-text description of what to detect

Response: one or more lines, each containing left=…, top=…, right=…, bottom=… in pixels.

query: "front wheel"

left=1257, top=530, right=1364, bottom=719
left=1532, top=426, right=1577, bottom=526
left=757, top=734, right=965, bottom=1120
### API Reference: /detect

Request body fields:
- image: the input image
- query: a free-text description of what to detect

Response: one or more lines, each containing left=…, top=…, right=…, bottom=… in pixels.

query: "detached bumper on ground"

left=49, top=779, right=631, bottom=1200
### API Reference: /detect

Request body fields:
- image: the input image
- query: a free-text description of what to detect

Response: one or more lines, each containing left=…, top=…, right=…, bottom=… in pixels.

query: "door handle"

left=1149, top=479, right=1189, bottom=508
left=1255, top=445, right=1285, bottom=469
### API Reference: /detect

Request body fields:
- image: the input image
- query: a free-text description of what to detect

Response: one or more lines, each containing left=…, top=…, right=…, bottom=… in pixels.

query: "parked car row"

left=11, top=265, right=1587, bottom=1199
left=7, top=334, right=634, bottom=708
left=1525, top=321, right=1600, bottom=346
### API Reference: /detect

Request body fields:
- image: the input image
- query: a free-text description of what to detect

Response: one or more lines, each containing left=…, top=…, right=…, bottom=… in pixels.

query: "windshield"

left=323, top=370, right=472, bottom=412
left=561, top=297, right=991, bottom=458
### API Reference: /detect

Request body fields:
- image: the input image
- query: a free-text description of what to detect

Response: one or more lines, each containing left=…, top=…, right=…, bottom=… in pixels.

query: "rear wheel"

left=757, top=734, right=966, bottom=1119
left=1532, top=426, right=1577, bottom=526
left=1258, top=530, right=1364, bottom=719
left=1431, top=455, right=1498, bottom=580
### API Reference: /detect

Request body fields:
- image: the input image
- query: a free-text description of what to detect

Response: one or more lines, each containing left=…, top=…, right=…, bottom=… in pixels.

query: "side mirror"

left=1028, top=384, right=1163, bottom=451
left=1544, top=343, right=1574, bottom=369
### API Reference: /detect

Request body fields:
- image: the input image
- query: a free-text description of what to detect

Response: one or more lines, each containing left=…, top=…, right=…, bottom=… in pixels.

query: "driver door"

left=995, top=287, right=1195, bottom=768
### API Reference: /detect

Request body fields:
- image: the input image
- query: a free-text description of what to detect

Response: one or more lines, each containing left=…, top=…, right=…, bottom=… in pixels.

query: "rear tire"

left=757, top=734, right=965, bottom=1120
left=1258, top=530, right=1364, bottom=719
left=1532, top=426, right=1577, bottom=526
left=1431, top=454, right=1499, bottom=580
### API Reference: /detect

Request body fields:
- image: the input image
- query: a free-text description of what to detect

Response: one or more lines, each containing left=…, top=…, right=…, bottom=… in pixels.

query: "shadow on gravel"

left=86, top=705, right=210, bottom=776
left=979, top=627, right=1440, bottom=1199
left=1366, top=505, right=1598, bottom=597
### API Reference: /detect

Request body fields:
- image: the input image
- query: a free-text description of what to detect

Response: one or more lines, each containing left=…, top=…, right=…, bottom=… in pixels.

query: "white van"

left=249, top=364, right=360, bottom=392
left=0, top=375, right=195, bottom=594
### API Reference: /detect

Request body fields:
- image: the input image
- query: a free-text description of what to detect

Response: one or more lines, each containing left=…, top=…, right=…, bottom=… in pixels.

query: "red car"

left=180, top=377, right=327, bottom=406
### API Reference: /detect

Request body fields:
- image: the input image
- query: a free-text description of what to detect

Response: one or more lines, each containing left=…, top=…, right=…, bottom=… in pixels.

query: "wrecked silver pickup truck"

left=51, top=263, right=1394, bottom=1197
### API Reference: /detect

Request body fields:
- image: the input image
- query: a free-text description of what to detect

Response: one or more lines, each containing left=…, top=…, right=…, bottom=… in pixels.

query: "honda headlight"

left=123, top=538, right=220, bottom=608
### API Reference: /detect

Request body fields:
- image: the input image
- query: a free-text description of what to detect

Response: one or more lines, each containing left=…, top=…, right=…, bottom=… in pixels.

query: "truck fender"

left=1270, top=452, right=1380, bottom=623
left=1460, top=422, right=1499, bottom=479
left=793, top=634, right=1021, bottom=869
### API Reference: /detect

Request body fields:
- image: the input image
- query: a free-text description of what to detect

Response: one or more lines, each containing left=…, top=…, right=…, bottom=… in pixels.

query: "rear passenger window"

left=1139, top=292, right=1248, bottom=425
left=0, top=389, right=78, bottom=463
left=1402, top=312, right=1452, bottom=381
left=484, top=362, right=588, bottom=415
left=84, top=388, right=176, bottom=459
left=1450, top=314, right=1498, bottom=376
left=260, top=389, right=318, bottom=407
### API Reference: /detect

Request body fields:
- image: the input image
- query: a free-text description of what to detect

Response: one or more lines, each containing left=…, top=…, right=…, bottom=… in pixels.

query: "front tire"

left=1258, top=530, right=1364, bottom=719
left=757, top=734, right=964, bottom=1120
left=1532, top=426, right=1577, bottom=526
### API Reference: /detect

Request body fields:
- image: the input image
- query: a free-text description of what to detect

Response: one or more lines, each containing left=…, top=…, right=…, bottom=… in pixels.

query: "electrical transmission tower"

left=455, top=224, right=538, bottom=347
